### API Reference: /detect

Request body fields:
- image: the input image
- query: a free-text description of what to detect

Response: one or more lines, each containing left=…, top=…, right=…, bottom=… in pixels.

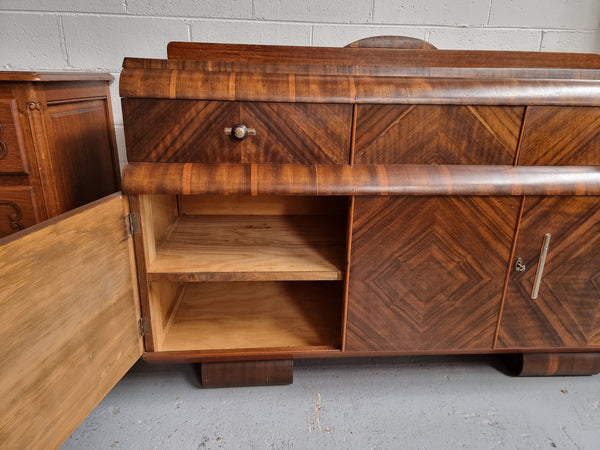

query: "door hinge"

left=138, top=317, right=149, bottom=336
left=127, top=212, right=140, bottom=235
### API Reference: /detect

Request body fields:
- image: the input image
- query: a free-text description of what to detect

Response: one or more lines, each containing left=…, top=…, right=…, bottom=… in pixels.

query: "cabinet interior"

left=136, top=194, right=349, bottom=353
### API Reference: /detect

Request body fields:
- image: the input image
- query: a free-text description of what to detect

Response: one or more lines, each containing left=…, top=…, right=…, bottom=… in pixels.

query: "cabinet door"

left=497, top=196, right=600, bottom=349
left=0, top=194, right=143, bottom=449
left=346, top=196, right=520, bottom=352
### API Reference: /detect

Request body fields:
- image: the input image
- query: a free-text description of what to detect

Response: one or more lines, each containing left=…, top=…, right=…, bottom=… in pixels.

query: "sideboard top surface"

left=120, top=42, right=600, bottom=104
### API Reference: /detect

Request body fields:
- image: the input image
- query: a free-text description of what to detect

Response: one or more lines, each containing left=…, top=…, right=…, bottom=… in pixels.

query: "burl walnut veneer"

left=2, top=38, right=600, bottom=449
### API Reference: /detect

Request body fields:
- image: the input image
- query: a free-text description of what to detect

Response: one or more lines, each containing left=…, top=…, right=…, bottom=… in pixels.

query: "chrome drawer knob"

left=514, top=257, right=526, bottom=272
left=224, top=124, right=256, bottom=141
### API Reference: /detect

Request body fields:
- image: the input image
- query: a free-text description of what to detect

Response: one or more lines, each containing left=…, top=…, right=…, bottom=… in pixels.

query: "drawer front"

left=0, top=100, right=28, bottom=174
left=0, top=186, right=38, bottom=238
left=355, top=104, right=525, bottom=165
left=122, top=99, right=352, bottom=164
left=518, top=106, right=600, bottom=165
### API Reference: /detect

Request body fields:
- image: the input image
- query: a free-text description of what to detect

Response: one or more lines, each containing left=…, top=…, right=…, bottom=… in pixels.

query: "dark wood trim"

left=493, top=197, right=526, bottom=348
left=119, top=68, right=600, bottom=104
left=0, top=71, right=114, bottom=82
left=164, top=42, right=600, bottom=70
left=513, top=106, right=530, bottom=166
left=506, top=353, right=600, bottom=376
left=200, top=360, right=293, bottom=388
left=122, top=163, right=600, bottom=196
left=142, top=347, right=600, bottom=364
left=341, top=196, right=355, bottom=351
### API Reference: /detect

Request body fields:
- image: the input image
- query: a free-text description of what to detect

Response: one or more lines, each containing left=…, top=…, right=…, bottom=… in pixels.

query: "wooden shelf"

left=147, top=215, right=345, bottom=281
left=159, top=281, right=343, bottom=352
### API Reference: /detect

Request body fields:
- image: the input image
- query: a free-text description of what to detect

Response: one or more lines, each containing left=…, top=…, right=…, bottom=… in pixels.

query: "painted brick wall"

left=1, top=0, right=599, bottom=165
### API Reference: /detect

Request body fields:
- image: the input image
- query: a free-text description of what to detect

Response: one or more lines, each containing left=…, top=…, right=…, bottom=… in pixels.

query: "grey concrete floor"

left=62, top=356, right=600, bottom=449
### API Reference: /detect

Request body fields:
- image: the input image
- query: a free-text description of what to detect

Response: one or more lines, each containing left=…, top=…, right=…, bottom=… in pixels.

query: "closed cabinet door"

left=497, top=196, right=600, bottom=349
left=345, top=196, right=520, bottom=352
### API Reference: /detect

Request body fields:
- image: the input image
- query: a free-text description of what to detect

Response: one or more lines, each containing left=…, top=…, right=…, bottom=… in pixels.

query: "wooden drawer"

left=122, top=99, right=352, bottom=164
left=354, top=104, right=525, bottom=165
left=0, top=186, right=38, bottom=238
left=0, top=99, right=28, bottom=174
left=518, top=106, right=600, bottom=165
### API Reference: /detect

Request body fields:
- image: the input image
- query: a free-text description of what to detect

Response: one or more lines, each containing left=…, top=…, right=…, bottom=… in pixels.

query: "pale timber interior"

left=138, top=194, right=348, bottom=352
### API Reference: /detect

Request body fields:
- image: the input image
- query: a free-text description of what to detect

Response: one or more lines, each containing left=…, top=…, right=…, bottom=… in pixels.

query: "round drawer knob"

left=224, top=124, right=256, bottom=141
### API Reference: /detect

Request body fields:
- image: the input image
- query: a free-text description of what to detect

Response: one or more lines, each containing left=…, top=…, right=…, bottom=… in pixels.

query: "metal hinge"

left=138, top=317, right=149, bottom=336
left=127, top=212, right=139, bottom=235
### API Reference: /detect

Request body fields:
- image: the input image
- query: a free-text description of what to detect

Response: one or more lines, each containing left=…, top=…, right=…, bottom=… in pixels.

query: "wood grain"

left=200, top=360, right=293, bottom=388
left=0, top=186, right=38, bottom=237
left=345, top=196, right=520, bottom=351
left=159, top=281, right=343, bottom=352
left=44, top=99, right=120, bottom=213
left=178, top=194, right=347, bottom=216
left=507, top=352, right=600, bottom=376
left=497, top=196, right=600, bottom=349
left=0, top=71, right=114, bottom=82
left=355, top=105, right=523, bottom=164
left=120, top=67, right=600, bottom=105
left=121, top=163, right=600, bottom=197
left=147, top=215, right=346, bottom=281
left=123, top=99, right=351, bottom=163
left=345, top=36, right=437, bottom=49
left=0, top=194, right=142, bottom=449
left=518, top=106, right=600, bottom=165
left=0, top=99, right=29, bottom=174
left=164, top=42, right=600, bottom=73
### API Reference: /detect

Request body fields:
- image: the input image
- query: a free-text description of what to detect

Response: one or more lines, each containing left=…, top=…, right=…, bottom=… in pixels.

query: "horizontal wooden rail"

left=119, top=68, right=600, bottom=105
left=122, top=163, right=600, bottom=196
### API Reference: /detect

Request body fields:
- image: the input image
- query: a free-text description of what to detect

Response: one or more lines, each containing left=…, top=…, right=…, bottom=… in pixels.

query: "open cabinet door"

left=0, top=193, right=143, bottom=449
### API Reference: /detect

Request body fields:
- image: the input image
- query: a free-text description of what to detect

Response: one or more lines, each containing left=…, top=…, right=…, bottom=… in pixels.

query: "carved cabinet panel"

left=0, top=187, right=37, bottom=238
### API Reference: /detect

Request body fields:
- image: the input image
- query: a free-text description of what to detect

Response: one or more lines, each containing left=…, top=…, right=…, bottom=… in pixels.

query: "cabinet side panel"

left=346, top=196, right=519, bottom=352
left=0, top=194, right=142, bottom=449
left=497, top=196, right=600, bottom=348
left=45, top=98, right=119, bottom=213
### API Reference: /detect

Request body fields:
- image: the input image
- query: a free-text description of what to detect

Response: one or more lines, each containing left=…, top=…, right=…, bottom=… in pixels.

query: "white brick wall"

left=1, top=0, right=599, bottom=164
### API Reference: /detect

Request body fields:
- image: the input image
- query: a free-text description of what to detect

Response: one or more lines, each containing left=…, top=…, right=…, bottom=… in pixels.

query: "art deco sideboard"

left=1, top=37, right=599, bottom=449
left=0, top=72, right=120, bottom=237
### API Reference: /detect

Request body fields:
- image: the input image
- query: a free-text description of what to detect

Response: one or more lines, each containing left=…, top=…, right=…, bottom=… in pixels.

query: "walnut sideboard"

left=0, top=72, right=120, bottom=238
left=2, top=38, right=600, bottom=448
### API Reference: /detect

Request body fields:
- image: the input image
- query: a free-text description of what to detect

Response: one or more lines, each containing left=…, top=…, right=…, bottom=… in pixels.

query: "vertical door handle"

left=531, top=233, right=551, bottom=300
